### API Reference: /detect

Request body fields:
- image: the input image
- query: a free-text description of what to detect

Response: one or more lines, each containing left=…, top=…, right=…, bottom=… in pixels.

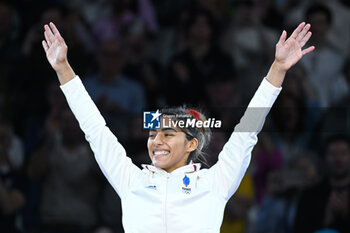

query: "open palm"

left=42, top=22, right=68, bottom=71
left=275, top=22, right=315, bottom=71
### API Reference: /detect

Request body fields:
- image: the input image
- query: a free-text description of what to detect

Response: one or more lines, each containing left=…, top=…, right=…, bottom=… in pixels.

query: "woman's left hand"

left=275, top=22, right=315, bottom=71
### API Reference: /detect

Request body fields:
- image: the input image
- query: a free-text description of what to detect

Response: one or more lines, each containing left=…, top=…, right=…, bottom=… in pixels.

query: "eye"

left=148, top=134, right=156, bottom=138
left=164, top=133, right=174, bottom=137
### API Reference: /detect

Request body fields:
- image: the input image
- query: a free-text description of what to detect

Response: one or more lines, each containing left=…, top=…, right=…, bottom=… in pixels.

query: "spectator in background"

left=0, top=0, right=20, bottom=79
left=195, top=0, right=231, bottom=25
left=294, top=135, right=350, bottom=233
left=222, top=0, right=279, bottom=104
left=166, top=9, right=233, bottom=106
left=271, top=92, right=311, bottom=163
left=314, top=58, right=350, bottom=147
left=0, top=116, right=26, bottom=233
left=22, top=4, right=93, bottom=75
left=256, top=152, right=321, bottom=233
left=253, top=133, right=284, bottom=203
left=91, top=0, right=158, bottom=43
left=14, top=4, right=93, bottom=143
left=84, top=40, right=146, bottom=115
left=329, top=57, right=350, bottom=106
left=83, top=40, right=146, bottom=140
left=284, top=0, right=350, bottom=57
left=0, top=118, right=25, bottom=172
left=282, top=64, right=319, bottom=103
left=204, top=77, right=242, bottom=131
left=62, top=0, right=112, bottom=24
left=27, top=107, right=103, bottom=233
left=299, top=4, right=345, bottom=107
left=122, top=20, right=165, bottom=108
left=0, top=1, right=21, bottom=117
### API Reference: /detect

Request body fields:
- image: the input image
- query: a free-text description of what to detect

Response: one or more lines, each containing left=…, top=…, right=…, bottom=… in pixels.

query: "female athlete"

left=42, top=22, right=314, bottom=233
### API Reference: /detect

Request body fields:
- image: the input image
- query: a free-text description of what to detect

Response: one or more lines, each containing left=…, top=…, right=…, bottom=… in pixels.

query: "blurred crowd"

left=0, top=0, right=350, bottom=232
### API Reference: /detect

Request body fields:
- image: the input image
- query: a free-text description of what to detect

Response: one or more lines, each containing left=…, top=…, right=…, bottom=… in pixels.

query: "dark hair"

left=305, top=4, right=332, bottom=24
left=161, top=106, right=212, bottom=166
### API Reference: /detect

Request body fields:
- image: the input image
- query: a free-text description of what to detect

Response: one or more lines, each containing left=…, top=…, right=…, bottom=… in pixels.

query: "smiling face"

left=147, top=117, right=198, bottom=173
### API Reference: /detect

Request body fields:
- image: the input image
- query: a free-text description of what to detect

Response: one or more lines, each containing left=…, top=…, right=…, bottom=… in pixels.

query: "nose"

left=153, top=133, right=164, bottom=145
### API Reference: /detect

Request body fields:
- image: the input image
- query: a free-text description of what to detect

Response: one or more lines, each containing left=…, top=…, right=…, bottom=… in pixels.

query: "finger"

left=49, top=22, right=61, bottom=37
left=44, top=24, right=55, bottom=44
left=302, top=46, right=315, bottom=55
left=278, top=30, right=287, bottom=45
left=290, top=22, right=306, bottom=39
left=296, top=23, right=311, bottom=42
left=56, top=32, right=66, bottom=45
left=300, top=31, right=312, bottom=47
left=44, top=30, right=51, bottom=47
left=42, top=40, right=49, bottom=52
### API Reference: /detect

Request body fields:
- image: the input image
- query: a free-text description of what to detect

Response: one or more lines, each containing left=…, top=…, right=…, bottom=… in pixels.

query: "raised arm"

left=42, top=22, right=141, bottom=198
left=207, top=22, right=314, bottom=200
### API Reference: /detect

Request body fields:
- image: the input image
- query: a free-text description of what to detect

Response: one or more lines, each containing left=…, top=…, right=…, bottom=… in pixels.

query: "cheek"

left=147, top=140, right=153, bottom=154
left=170, top=139, right=187, bottom=156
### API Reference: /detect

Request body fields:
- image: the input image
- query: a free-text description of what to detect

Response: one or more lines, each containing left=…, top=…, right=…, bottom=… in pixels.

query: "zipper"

left=164, top=175, right=169, bottom=233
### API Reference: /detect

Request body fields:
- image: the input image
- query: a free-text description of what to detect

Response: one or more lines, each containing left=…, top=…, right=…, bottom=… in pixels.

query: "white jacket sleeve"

left=206, top=78, right=281, bottom=201
left=60, top=76, right=141, bottom=198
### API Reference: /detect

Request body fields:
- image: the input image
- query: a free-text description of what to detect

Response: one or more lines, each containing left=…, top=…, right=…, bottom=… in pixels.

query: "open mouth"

left=153, top=150, right=170, bottom=158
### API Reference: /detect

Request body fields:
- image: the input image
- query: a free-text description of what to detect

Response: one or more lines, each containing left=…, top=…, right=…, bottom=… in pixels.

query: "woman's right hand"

left=42, top=22, right=68, bottom=72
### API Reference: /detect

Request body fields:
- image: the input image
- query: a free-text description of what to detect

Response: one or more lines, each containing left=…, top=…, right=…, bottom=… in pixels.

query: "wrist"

left=272, top=60, right=288, bottom=74
left=55, top=60, right=70, bottom=74
left=55, top=60, right=76, bottom=85
left=265, top=60, right=288, bottom=88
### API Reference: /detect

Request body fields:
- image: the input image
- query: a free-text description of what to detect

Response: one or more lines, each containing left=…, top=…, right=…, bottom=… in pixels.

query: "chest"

left=122, top=173, right=225, bottom=232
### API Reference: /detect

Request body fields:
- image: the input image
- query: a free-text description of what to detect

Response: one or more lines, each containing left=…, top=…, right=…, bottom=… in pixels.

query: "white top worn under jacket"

left=60, top=76, right=282, bottom=233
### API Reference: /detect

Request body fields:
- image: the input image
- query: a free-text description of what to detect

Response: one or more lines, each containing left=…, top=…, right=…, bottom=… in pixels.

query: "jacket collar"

left=141, top=161, right=201, bottom=175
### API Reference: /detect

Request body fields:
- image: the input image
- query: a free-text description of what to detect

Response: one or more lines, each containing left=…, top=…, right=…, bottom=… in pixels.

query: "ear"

left=186, top=138, right=199, bottom=153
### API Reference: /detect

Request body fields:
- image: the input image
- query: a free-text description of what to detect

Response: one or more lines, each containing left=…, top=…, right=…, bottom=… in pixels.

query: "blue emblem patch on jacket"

left=182, top=175, right=191, bottom=194
left=183, top=175, right=190, bottom=187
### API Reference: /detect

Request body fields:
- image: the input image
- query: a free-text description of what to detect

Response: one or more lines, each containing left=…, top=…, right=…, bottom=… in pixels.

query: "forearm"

left=265, top=60, right=287, bottom=88
left=55, top=61, right=76, bottom=85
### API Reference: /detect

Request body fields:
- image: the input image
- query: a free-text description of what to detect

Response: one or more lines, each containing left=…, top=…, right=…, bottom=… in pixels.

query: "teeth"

left=154, top=151, right=169, bottom=156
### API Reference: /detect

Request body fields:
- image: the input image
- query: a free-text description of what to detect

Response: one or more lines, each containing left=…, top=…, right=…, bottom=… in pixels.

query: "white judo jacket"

left=60, top=76, right=281, bottom=233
